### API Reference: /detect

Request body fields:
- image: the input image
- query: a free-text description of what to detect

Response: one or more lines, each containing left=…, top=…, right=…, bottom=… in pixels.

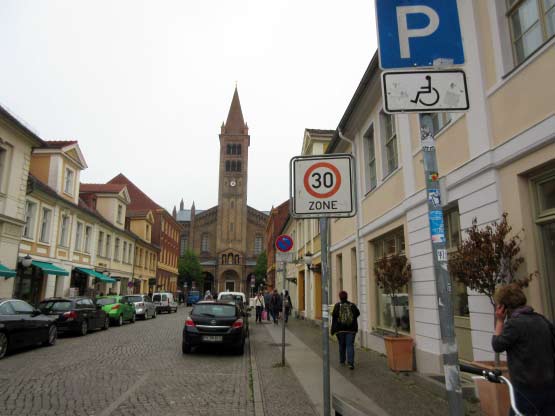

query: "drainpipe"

left=337, top=130, right=368, bottom=343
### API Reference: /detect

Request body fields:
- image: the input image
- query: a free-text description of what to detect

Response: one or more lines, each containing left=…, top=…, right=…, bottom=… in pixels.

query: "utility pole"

left=320, top=217, right=331, bottom=416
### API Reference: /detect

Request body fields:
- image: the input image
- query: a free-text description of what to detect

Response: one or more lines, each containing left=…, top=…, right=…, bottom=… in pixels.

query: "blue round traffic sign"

left=275, top=235, right=294, bottom=253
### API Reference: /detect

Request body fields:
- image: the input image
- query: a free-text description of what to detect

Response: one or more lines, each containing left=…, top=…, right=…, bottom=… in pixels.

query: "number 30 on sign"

left=290, top=154, right=356, bottom=218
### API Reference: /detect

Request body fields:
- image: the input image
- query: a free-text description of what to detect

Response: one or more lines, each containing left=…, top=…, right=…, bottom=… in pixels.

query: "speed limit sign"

left=290, top=154, right=356, bottom=218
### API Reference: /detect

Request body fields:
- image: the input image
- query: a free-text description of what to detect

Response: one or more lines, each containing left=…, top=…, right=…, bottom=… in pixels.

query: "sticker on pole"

left=382, top=70, right=469, bottom=114
left=290, top=154, right=356, bottom=218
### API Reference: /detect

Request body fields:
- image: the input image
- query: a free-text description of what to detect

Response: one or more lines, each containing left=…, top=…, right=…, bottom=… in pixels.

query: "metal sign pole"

left=320, top=217, right=331, bottom=416
left=420, top=114, right=463, bottom=416
left=281, top=260, right=287, bottom=367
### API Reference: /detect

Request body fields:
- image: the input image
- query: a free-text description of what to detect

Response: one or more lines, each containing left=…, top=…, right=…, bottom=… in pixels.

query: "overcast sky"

left=0, top=0, right=377, bottom=213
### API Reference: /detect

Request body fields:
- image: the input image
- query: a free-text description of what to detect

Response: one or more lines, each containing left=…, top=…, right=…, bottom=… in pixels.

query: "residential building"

left=322, top=0, right=555, bottom=375
left=175, top=88, right=268, bottom=294
left=127, top=209, right=159, bottom=294
left=0, top=105, right=44, bottom=297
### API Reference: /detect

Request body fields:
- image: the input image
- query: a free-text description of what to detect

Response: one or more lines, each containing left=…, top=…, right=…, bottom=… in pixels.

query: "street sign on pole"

left=375, top=0, right=465, bottom=69
left=275, top=234, right=294, bottom=368
left=275, top=234, right=294, bottom=253
left=290, top=154, right=356, bottom=219
left=382, top=69, right=469, bottom=113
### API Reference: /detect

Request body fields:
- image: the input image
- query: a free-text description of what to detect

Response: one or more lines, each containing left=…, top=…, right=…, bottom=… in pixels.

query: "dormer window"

left=64, top=168, right=75, bottom=195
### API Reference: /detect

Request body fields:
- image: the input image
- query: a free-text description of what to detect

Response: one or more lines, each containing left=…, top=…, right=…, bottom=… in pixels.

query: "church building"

left=175, top=88, right=268, bottom=294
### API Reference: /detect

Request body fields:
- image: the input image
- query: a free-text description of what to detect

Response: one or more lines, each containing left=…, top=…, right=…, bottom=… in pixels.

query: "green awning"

left=0, top=264, right=16, bottom=278
left=76, top=267, right=116, bottom=283
left=32, top=261, right=69, bottom=276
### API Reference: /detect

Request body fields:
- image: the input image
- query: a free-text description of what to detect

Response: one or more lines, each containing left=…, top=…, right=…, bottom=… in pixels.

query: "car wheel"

left=182, top=342, right=191, bottom=354
left=0, top=332, right=8, bottom=359
left=79, top=321, right=88, bottom=336
left=117, top=315, right=123, bottom=326
left=45, top=325, right=57, bottom=346
left=102, top=317, right=110, bottom=330
left=130, top=313, right=136, bottom=323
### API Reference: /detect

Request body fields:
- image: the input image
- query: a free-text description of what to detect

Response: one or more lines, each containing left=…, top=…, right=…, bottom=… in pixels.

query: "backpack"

left=338, top=302, right=353, bottom=326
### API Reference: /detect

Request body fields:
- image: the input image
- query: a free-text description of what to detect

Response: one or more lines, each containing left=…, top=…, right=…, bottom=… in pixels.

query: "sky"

left=0, top=0, right=377, bottom=213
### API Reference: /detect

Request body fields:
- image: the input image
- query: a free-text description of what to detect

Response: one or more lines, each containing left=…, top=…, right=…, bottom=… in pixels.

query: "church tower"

left=216, top=87, right=249, bottom=259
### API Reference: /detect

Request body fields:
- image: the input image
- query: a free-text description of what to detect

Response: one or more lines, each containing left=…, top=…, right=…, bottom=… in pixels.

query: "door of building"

left=225, top=281, right=235, bottom=292
left=313, top=270, right=322, bottom=320
left=298, top=270, right=305, bottom=314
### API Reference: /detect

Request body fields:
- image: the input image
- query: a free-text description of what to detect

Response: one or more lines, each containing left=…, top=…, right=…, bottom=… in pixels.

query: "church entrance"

left=220, top=269, right=240, bottom=293
left=203, top=272, right=214, bottom=294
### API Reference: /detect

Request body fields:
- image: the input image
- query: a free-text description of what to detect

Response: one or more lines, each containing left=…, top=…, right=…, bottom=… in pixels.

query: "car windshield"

left=153, top=295, right=161, bottom=301
left=96, top=298, right=117, bottom=306
left=193, top=304, right=236, bottom=317
left=189, top=291, right=200, bottom=297
left=39, top=300, right=73, bottom=312
left=219, top=294, right=242, bottom=303
left=126, top=296, right=143, bottom=302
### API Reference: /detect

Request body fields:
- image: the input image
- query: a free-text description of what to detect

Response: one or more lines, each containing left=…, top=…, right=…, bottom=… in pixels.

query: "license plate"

left=202, top=336, right=223, bottom=342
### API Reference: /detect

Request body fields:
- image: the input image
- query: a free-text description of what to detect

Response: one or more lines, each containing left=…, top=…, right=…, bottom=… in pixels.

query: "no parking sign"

left=290, top=154, right=356, bottom=218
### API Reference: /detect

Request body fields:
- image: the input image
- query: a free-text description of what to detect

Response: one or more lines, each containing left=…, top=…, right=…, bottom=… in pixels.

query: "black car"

left=38, top=297, right=109, bottom=336
left=0, top=298, right=57, bottom=359
left=182, top=301, right=246, bottom=355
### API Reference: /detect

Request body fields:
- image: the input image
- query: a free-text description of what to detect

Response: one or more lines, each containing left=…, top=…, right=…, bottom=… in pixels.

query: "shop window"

left=507, top=0, right=555, bottom=64
left=373, top=228, right=409, bottom=333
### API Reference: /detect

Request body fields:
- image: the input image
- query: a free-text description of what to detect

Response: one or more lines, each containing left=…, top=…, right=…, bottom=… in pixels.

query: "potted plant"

left=448, top=213, right=537, bottom=416
left=374, top=252, right=413, bottom=371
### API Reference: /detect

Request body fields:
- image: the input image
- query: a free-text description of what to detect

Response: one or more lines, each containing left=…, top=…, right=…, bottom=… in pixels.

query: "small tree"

left=375, top=253, right=412, bottom=336
left=178, top=250, right=203, bottom=289
left=254, top=251, right=267, bottom=290
left=448, top=213, right=537, bottom=365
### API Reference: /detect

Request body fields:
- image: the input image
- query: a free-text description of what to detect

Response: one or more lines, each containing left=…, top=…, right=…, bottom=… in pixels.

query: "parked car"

left=0, top=298, right=57, bottom=359
left=153, top=292, right=177, bottom=313
left=122, top=294, right=156, bottom=320
left=38, top=297, right=109, bottom=335
left=186, top=290, right=201, bottom=306
left=182, top=301, right=246, bottom=355
left=96, top=296, right=136, bottom=326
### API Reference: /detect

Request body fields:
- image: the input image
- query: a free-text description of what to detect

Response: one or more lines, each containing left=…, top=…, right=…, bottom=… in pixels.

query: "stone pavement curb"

left=249, top=329, right=265, bottom=416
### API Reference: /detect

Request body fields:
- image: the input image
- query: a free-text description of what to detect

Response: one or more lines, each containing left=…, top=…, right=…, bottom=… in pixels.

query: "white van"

left=217, top=291, right=247, bottom=305
left=152, top=292, right=178, bottom=313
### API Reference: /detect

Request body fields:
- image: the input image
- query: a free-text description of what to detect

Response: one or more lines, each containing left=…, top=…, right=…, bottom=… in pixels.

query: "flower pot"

left=472, top=361, right=510, bottom=416
left=384, top=335, right=414, bottom=372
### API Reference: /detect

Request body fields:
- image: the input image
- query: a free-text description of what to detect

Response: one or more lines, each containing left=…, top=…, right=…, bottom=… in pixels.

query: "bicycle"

left=459, top=363, right=527, bottom=416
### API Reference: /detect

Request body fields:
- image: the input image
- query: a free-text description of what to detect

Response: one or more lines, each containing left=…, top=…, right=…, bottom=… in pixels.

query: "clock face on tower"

left=230, top=180, right=236, bottom=187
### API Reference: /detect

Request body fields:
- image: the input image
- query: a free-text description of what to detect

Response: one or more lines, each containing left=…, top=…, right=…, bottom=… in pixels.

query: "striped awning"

left=0, top=264, right=16, bottom=278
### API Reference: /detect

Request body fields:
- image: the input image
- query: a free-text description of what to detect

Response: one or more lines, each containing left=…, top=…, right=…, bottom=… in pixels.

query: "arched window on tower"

left=228, top=253, right=233, bottom=264
left=227, top=144, right=232, bottom=155
left=225, top=160, right=230, bottom=172
left=235, top=255, right=240, bottom=265
left=231, top=161, right=237, bottom=172
left=201, top=233, right=209, bottom=253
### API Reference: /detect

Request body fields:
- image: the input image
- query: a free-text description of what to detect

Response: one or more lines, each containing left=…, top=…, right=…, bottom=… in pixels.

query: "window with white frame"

left=128, top=243, right=133, bottom=264
left=380, top=112, right=398, bottom=176
left=0, top=147, right=7, bottom=191
left=363, top=125, right=377, bottom=192
left=105, top=235, right=111, bottom=259
left=114, top=238, right=120, bottom=262
left=507, top=0, right=555, bottom=64
left=39, top=207, right=52, bottom=243
left=84, top=225, right=92, bottom=253
left=98, top=231, right=104, bottom=257
left=373, top=228, right=409, bottom=333
left=123, top=241, right=128, bottom=263
left=117, top=205, right=123, bottom=224
left=74, top=222, right=83, bottom=251
left=59, top=214, right=70, bottom=247
left=201, top=233, right=209, bottom=253
left=420, top=113, right=452, bottom=136
left=64, top=168, right=75, bottom=195
left=23, top=201, right=37, bottom=239
left=254, top=235, right=263, bottom=255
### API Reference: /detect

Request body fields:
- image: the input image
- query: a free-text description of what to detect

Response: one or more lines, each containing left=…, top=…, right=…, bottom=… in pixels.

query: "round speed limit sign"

left=290, top=154, right=356, bottom=218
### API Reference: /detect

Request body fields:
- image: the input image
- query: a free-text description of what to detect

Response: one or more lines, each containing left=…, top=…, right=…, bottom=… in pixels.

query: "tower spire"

left=224, top=86, right=247, bottom=134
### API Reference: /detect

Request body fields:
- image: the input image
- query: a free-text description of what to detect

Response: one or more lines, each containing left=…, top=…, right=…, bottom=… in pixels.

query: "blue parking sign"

left=376, top=0, right=465, bottom=69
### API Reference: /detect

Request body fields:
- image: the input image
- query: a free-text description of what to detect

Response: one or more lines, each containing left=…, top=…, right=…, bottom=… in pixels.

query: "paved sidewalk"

left=250, top=317, right=481, bottom=416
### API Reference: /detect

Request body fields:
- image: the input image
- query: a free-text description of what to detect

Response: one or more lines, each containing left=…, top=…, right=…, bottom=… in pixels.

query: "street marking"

left=97, top=373, right=149, bottom=416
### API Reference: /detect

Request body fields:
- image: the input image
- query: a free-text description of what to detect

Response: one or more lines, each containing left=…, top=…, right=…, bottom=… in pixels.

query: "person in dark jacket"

left=269, top=289, right=282, bottom=325
left=491, top=283, right=555, bottom=415
left=283, top=290, right=293, bottom=323
left=331, top=291, right=360, bottom=369
left=263, top=290, right=272, bottom=322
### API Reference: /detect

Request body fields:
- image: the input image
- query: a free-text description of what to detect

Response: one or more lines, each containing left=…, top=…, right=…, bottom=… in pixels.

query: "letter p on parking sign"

left=290, top=154, right=356, bottom=219
left=375, top=0, right=465, bottom=69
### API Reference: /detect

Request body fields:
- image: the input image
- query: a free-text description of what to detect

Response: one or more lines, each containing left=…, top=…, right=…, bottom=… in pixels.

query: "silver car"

left=123, top=295, right=156, bottom=320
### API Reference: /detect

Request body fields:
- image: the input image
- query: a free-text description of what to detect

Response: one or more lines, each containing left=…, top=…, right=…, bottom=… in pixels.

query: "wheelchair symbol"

left=411, top=75, right=440, bottom=106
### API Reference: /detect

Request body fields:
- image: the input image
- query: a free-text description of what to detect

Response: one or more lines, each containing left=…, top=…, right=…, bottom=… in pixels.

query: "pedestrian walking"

left=492, top=283, right=555, bottom=415
left=204, top=290, right=213, bottom=301
left=254, top=292, right=265, bottom=323
left=269, top=289, right=282, bottom=324
left=283, top=290, right=293, bottom=323
left=264, top=290, right=272, bottom=322
left=331, top=291, right=360, bottom=370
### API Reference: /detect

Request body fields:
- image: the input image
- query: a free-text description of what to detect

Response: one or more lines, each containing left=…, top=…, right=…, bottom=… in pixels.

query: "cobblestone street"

left=0, top=307, right=254, bottom=416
